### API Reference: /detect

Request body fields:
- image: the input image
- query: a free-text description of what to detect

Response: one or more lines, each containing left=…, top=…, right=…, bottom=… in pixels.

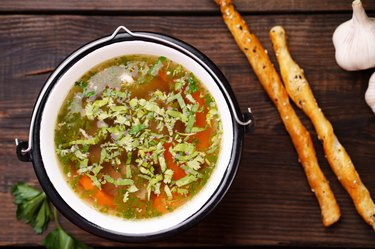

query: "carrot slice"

left=194, top=128, right=212, bottom=151
left=153, top=193, right=169, bottom=214
left=159, top=70, right=168, bottom=82
left=194, top=111, right=206, bottom=128
left=79, top=174, right=95, bottom=191
left=79, top=175, right=114, bottom=207
left=153, top=192, right=186, bottom=214
left=191, top=91, right=212, bottom=150
left=95, top=189, right=114, bottom=207
left=191, top=91, right=204, bottom=106
left=192, top=90, right=207, bottom=128
left=163, top=143, right=186, bottom=180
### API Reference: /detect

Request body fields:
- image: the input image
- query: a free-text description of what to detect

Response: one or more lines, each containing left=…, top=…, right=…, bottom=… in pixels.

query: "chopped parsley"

left=187, top=74, right=198, bottom=93
left=148, top=56, right=166, bottom=76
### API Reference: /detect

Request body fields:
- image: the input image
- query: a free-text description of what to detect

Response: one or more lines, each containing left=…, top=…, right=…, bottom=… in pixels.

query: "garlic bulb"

left=365, top=72, right=375, bottom=113
left=332, top=0, right=375, bottom=71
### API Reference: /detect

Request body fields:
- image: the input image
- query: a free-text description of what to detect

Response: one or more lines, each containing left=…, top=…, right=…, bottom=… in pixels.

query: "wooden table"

left=2, top=0, right=375, bottom=247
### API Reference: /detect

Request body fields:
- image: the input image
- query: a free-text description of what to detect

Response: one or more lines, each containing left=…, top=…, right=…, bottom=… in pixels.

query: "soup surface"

left=55, top=55, right=222, bottom=219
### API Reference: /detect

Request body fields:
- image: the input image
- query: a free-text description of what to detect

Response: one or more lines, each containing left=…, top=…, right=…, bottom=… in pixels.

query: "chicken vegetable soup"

left=55, top=55, right=223, bottom=219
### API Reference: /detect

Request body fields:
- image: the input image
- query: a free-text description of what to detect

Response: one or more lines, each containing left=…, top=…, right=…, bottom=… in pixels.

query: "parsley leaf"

left=75, top=80, right=96, bottom=98
left=187, top=74, right=198, bottom=93
left=12, top=183, right=92, bottom=249
left=204, top=93, right=214, bottom=106
left=83, top=91, right=96, bottom=98
left=148, top=56, right=166, bottom=76
left=11, top=183, right=51, bottom=234
left=43, top=228, right=73, bottom=249
left=43, top=227, right=92, bottom=249
left=75, top=80, right=88, bottom=89
left=129, top=124, right=146, bottom=135
left=175, top=175, right=198, bottom=187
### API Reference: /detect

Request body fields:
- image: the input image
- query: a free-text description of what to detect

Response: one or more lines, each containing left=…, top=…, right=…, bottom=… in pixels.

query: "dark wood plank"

left=1, top=0, right=375, bottom=13
left=1, top=13, right=375, bottom=247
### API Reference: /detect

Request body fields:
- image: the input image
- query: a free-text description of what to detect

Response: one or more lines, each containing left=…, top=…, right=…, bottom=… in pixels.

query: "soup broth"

left=55, top=55, right=223, bottom=219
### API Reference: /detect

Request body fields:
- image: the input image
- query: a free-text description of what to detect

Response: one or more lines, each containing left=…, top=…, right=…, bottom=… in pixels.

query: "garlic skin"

left=365, top=72, right=375, bottom=113
left=332, top=0, right=375, bottom=71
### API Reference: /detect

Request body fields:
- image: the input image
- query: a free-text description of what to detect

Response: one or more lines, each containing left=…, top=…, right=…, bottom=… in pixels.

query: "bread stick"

left=270, top=26, right=375, bottom=230
left=215, top=0, right=340, bottom=226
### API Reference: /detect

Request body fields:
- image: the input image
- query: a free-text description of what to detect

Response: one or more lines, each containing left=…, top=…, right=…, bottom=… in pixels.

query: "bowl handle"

left=242, top=108, right=255, bottom=134
left=15, top=139, right=31, bottom=162
left=110, top=26, right=135, bottom=39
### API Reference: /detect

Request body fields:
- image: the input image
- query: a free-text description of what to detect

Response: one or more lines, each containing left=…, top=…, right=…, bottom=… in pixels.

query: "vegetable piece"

left=332, top=0, right=375, bottom=71
left=270, top=25, right=375, bottom=230
left=11, top=183, right=52, bottom=234
left=153, top=193, right=169, bottom=214
left=79, top=175, right=114, bottom=207
left=159, top=70, right=168, bottom=82
left=152, top=192, right=185, bottom=214
left=163, top=143, right=186, bottom=180
left=191, top=91, right=206, bottom=128
left=79, top=174, right=96, bottom=191
left=95, top=191, right=115, bottom=207
left=191, top=90, right=212, bottom=150
left=194, top=129, right=212, bottom=151
left=215, top=0, right=340, bottom=227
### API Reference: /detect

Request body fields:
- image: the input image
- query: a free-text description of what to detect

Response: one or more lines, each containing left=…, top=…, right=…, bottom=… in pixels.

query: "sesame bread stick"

left=270, top=25, right=375, bottom=230
left=215, top=0, right=340, bottom=226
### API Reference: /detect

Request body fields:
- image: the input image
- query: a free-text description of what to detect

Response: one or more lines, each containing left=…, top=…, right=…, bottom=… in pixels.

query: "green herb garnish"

left=129, top=124, right=146, bottom=135
left=75, top=80, right=96, bottom=98
left=11, top=183, right=51, bottom=234
left=148, top=56, right=166, bottom=76
left=83, top=91, right=96, bottom=98
left=187, top=74, right=198, bottom=93
left=11, top=183, right=92, bottom=249
left=75, top=80, right=88, bottom=89
left=43, top=226, right=91, bottom=249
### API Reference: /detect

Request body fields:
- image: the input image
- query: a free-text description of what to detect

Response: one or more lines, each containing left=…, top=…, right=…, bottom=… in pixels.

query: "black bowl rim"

left=30, top=30, right=244, bottom=243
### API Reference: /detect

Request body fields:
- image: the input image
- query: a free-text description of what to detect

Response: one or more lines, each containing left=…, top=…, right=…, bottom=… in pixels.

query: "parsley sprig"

left=11, top=183, right=93, bottom=249
left=12, top=183, right=51, bottom=234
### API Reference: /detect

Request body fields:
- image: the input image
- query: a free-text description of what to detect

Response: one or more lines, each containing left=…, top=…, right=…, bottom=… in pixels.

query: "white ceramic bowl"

left=16, top=26, right=249, bottom=242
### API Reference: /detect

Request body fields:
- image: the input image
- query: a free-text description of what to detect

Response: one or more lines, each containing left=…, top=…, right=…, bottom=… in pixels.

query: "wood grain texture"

left=1, top=11, right=375, bottom=247
left=1, top=0, right=375, bottom=13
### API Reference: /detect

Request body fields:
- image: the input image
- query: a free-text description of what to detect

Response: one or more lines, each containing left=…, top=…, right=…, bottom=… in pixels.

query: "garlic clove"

left=332, top=0, right=375, bottom=71
left=365, top=71, right=375, bottom=113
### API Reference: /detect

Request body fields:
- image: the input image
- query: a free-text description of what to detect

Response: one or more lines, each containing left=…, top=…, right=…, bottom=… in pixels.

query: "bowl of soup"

left=16, top=26, right=252, bottom=242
